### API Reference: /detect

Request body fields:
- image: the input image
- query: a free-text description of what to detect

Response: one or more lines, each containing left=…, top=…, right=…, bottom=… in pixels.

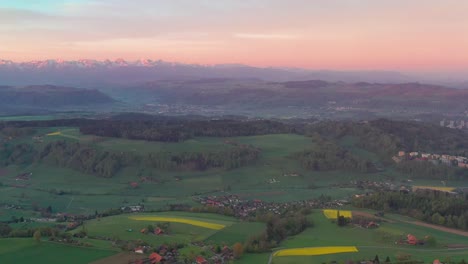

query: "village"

left=195, top=194, right=347, bottom=219
left=392, top=151, right=468, bottom=169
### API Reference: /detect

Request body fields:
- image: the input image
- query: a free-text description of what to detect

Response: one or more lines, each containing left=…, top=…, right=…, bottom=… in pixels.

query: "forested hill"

left=0, top=117, right=296, bottom=142
left=1, top=116, right=468, bottom=179
left=0, top=85, right=114, bottom=108
left=1, top=116, right=467, bottom=152
left=309, top=119, right=468, bottom=158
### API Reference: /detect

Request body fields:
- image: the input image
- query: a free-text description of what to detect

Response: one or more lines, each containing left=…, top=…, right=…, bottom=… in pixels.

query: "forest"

left=353, top=190, right=468, bottom=230
left=293, top=137, right=375, bottom=172
left=0, top=140, right=260, bottom=177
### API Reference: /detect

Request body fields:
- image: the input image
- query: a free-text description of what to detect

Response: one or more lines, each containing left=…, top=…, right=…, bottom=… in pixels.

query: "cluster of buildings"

left=440, top=119, right=468, bottom=130
left=348, top=180, right=411, bottom=193
left=393, top=151, right=468, bottom=169
left=196, top=195, right=347, bottom=218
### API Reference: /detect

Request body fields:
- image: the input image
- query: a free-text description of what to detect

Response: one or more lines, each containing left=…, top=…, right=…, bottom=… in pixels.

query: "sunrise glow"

left=1, top=0, right=468, bottom=71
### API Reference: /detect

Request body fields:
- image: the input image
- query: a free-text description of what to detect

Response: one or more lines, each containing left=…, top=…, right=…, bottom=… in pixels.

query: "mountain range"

left=0, top=59, right=414, bottom=86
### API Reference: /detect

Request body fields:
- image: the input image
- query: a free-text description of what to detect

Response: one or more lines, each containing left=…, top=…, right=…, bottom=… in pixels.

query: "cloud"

left=234, top=33, right=299, bottom=40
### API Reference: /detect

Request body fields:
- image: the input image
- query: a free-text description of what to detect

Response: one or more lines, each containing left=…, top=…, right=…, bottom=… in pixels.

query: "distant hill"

left=0, top=59, right=411, bottom=86
left=116, top=79, right=468, bottom=113
left=0, top=85, right=114, bottom=109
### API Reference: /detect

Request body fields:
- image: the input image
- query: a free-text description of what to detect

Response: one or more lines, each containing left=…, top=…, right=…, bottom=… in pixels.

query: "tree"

left=147, top=224, right=154, bottom=233
left=374, top=255, right=380, bottom=264
left=233, top=242, right=244, bottom=259
left=337, top=215, right=348, bottom=226
left=0, top=223, right=12, bottom=237
left=33, top=230, right=41, bottom=243
left=385, top=256, right=391, bottom=263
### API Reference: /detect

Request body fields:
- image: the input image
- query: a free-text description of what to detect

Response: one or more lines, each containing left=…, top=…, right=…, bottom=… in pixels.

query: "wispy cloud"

left=234, top=33, right=299, bottom=40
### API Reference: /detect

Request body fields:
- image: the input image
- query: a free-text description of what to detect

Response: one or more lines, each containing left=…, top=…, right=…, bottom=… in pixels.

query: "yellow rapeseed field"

left=129, top=216, right=225, bottom=230
left=323, top=209, right=352, bottom=219
left=46, top=131, right=62, bottom=136
left=274, top=246, right=358, bottom=257
left=412, top=186, right=455, bottom=192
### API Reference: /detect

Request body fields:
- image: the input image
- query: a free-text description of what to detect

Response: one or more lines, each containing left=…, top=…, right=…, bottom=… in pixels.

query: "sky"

left=1, top=0, right=468, bottom=72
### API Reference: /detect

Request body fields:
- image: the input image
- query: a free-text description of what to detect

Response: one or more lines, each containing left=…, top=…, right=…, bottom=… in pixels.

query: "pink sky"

left=1, top=0, right=468, bottom=71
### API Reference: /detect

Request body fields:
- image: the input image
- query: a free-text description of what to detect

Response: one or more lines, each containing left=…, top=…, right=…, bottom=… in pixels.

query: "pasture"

left=0, top=238, right=116, bottom=264
left=272, top=210, right=468, bottom=263
left=81, top=212, right=262, bottom=245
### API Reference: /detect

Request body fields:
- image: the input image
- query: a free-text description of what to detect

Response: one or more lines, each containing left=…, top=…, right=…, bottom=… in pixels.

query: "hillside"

left=0, top=85, right=114, bottom=112
left=112, top=79, right=468, bottom=117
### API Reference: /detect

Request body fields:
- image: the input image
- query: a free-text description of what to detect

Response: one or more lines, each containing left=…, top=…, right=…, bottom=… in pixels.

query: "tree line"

left=293, top=135, right=375, bottom=172
left=0, top=117, right=295, bottom=142
left=1, top=140, right=260, bottom=177
left=353, top=190, right=468, bottom=230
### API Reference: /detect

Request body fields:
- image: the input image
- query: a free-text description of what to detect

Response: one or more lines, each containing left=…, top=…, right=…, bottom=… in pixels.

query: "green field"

left=3, top=123, right=468, bottom=264
left=272, top=210, right=468, bottom=263
left=82, top=212, right=264, bottom=246
left=1, top=131, right=368, bottom=218
left=0, top=238, right=116, bottom=264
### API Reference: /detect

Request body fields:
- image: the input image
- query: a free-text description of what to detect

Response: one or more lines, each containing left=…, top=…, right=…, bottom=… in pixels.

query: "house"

left=366, top=221, right=379, bottom=229
left=149, top=252, right=163, bottom=264
left=134, top=247, right=144, bottom=254
left=196, top=256, right=208, bottom=264
left=407, top=234, right=417, bottom=245
left=409, top=152, right=419, bottom=157
left=433, top=260, right=442, bottom=264
left=398, top=151, right=406, bottom=157
left=155, top=228, right=164, bottom=235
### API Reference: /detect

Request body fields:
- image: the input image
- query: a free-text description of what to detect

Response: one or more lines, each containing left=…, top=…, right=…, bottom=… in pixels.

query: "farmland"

left=323, top=209, right=353, bottom=219
left=1, top=118, right=468, bottom=263
left=81, top=212, right=264, bottom=246
left=271, top=210, right=468, bottom=263
left=0, top=238, right=116, bottom=264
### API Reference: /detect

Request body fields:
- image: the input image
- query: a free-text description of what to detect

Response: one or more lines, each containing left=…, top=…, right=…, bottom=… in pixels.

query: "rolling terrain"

left=0, top=116, right=468, bottom=263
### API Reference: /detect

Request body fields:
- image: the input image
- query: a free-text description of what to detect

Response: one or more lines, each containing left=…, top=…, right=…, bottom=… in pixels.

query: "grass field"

left=0, top=238, right=116, bottom=264
left=206, top=222, right=266, bottom=245
left=129, top=216, right=226, bottom=230
left=272, top=210, right=468, bottom=263
left=82, top=212, right=249, bottom=244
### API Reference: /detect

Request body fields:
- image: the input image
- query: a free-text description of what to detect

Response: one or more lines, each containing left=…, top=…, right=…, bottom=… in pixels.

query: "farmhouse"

left=196, top=256, right=208, bottom=264
left=121, top=205, right=144, bottom=212
left=149, top=252, right=163, bottom=263
left=407, top=234, right=417, bottom=245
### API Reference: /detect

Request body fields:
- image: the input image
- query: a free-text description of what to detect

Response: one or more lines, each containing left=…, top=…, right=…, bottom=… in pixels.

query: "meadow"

left=82, top=212, right=264, bottom=246
left=3, top=124, right=468, bottom=263
left=271, top=210, right=468, bottom=263
left=0, top=238, right=116, bottom=264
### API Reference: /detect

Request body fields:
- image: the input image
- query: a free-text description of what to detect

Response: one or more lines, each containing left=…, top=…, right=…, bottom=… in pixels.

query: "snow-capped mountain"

left=0, top=59, right=413, bottom=87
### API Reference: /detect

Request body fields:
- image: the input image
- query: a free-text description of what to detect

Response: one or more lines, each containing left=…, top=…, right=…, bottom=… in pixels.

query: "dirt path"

left=402, top=220, right=468, bottom=237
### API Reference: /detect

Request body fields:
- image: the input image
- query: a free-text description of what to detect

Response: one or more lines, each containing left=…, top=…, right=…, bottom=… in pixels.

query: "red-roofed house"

left=407, top=234, right=417, bottom=245
left=196, top=256, right=208, bottom=264
left=155, top=228, right=164, bottom=235
left=433, top=259, right=442, bottom=264
left=149, top=252, right=163, bottom=264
